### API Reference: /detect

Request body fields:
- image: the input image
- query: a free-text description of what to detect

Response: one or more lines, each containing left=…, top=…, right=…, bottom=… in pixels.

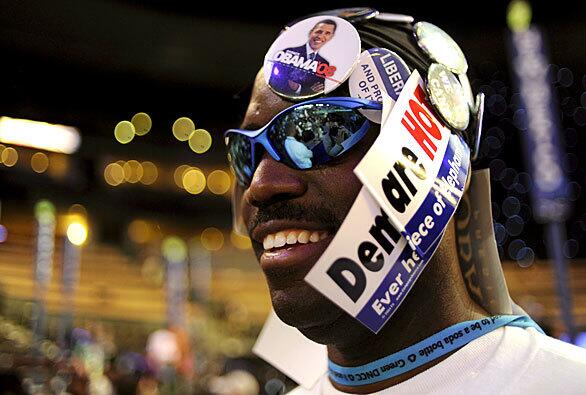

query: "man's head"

left=308, top=20, right=337, bottom=51
left=231, top=16, right=476, bottom=344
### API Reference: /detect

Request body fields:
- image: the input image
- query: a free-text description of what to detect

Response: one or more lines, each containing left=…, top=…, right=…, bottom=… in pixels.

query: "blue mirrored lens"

left=268, top=103, right=368, bottom=169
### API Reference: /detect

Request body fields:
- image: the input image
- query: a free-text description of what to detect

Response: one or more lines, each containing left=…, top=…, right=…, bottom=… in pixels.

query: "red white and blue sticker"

left=264, top=15, right=361, bottom=100
left=305, top=187, right=443, bottom=333
left=355, top=70, right=470, bottom=259
left=349, top=48, right=411, bottom=123
left=305, top=71, right=470, bottom=333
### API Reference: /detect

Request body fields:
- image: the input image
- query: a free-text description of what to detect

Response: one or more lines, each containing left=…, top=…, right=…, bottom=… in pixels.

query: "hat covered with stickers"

left=243, top=8, right=487, bottom=335
left=263, top=7, right=484, bottom=160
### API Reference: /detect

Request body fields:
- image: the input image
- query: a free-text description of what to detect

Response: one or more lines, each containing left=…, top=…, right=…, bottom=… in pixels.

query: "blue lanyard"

left=328, top=315, right=543, bottom=387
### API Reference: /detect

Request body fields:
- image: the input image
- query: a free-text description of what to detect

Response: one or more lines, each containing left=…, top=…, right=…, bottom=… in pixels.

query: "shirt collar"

left=306, top=42, right=318, bottom=57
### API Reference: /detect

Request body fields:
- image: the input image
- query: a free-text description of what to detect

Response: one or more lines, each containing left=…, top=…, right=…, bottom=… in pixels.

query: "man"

left=268, top=19, right=336, bottom=97
left=284, top=123, right=313, bottom=169
left=229, top=11, right=586, bottom=394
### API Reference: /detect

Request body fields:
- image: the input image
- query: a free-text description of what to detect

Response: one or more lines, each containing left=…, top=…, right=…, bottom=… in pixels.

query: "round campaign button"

left=458, top=73, right=476, bottom=113
left=286, top=8, right=379, bottom=27
left=426, top=63, right=470, bottom=131
left=349, top=48, right=411, bottom=123
left=414, top=22, right=468, bottom=74
left=264, top=15, right=361, bottom=100
left=375, top=13, right=414, bottom=23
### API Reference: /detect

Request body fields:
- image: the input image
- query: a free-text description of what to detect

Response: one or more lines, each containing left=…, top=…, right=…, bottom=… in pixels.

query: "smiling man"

left=227, top=9, right=586, bottom=395
left=268, top=19, right=336, bottom=97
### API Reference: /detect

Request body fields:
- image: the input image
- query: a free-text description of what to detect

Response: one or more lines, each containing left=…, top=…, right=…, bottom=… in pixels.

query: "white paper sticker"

left=354, top=70, right=470, bottom=257
left=305, top=187, right=442, bottom=333
left=349, top=48, right=411, bottom=123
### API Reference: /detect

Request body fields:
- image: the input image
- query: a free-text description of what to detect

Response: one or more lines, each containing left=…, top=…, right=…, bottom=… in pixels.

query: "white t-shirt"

left=288, top=326, right=586, bottom=395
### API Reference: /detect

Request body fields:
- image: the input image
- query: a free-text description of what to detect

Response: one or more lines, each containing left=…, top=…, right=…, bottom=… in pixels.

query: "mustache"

left=248, top=201, right=343, bottom=234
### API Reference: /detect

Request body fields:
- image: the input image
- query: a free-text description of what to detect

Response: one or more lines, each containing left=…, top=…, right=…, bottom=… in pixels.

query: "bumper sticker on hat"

left=305, top=186, right=443, bottom=333
left=354, top=70, right=470, bottom=259
left=349, top=48, right=411, bottom=123
left=263, top=15, right=361, bottom=100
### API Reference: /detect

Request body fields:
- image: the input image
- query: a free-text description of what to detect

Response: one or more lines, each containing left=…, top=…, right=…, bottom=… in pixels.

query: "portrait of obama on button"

left=269, top=19, right=337, bottom=97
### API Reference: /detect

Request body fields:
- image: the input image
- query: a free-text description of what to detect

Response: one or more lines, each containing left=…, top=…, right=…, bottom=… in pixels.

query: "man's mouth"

left=250, top=220, right=334, bottom=277
left=262, top=229, right=329, bottom=251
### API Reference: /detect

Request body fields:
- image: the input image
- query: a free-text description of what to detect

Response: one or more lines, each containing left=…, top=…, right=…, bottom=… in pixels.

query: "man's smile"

left=261, top=229, right=329, bottom=250
left=250, top=219, right=334, bottom=276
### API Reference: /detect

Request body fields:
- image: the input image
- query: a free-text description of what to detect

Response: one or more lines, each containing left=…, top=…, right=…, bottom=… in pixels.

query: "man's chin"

left=269, top=283, right=368, bottom=345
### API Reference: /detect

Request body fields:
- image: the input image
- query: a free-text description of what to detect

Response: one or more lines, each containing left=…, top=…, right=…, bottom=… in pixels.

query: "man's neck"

left=326, top=229, right=489, bottom=393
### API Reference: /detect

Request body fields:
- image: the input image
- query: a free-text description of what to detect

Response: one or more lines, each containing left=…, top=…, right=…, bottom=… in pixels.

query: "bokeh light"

left=516, top=246, right=535, bottom=268
left=507, top=0, right=532, bottom=32
left=35, top=200, right=56, bottom=224
left=0, top=225, right=7, bottom=243
left=1, top=147, right=18, bottom=167
left=172, top=117, right=195, bottom=141
left=114, top=121, right=135, bottom=144
left=173, top=165, right=192, bottom=189
left=182, top=168, right=206, bottom=195
left=67, top=222, right=88, bottom=246
left=557, top=68, right=574, bottom=88
left=563, top=239, right=579, bottom=259
left=31, top=152, right=49, bottom=173
left=128, top=220, right=152, bottom=244
left=140, top=161, right=158, bottom=185
left=69, top=204, right=87, bottom=217
left=104, top=163, right=125, bottom=186
left=188, top=129, right=212, bottom=154
left=494, top=222, right=507, bottom=245
left=505, top=215, right=524, bottom=236
left=502, top=196, right=520, bottom=217
left=48, top=153, right=68, bottom=178
left=123, top=160, right=143, bottom=184
left=131, top=112, right=152, bottom=136
left=508, top=239, right=526, bottom=260
left=207, top=170, right=231, bottom=195
left=201, top=227, right=224, bottom=251
left=162, top=236, right=188, bottom=262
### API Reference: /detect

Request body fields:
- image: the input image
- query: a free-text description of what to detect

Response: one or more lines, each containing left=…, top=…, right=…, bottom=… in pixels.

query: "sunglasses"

left=225, top=97, right=382, bottom=187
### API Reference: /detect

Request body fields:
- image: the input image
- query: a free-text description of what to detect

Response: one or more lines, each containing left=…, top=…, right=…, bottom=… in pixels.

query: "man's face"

left=308, top=23, right=335, bottom=51
left=236, top=71, right=379, bottom=343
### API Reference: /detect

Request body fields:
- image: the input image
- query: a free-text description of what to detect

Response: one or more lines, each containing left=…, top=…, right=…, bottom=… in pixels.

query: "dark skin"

left=237, top=70, right=488, bottom=393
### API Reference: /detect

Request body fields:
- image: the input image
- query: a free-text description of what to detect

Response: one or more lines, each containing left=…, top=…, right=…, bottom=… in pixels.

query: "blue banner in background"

left=507, top=26, right=570, bottom=223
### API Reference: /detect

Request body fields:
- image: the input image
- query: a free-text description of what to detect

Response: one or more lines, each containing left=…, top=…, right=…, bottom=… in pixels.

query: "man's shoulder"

left=532, top=329, right=586, bottom=366
left=502, top=327, right=586, bottom=393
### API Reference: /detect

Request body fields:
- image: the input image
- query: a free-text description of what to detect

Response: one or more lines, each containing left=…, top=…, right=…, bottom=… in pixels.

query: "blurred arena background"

left=0, top=0, right=584, bottom=393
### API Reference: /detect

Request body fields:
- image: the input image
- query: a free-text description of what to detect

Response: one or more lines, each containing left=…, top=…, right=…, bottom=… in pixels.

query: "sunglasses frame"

left=225, top=96, right=383, bottom=185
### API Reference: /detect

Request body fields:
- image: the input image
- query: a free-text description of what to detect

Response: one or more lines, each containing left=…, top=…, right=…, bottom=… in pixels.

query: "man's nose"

left=245, top=151, right=307, bottom=208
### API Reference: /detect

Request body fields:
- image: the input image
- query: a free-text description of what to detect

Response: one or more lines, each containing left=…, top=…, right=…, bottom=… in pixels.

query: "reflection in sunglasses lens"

left=269, top=104, right=367, bottom=169
left=228, top=134, right=253, bottom=186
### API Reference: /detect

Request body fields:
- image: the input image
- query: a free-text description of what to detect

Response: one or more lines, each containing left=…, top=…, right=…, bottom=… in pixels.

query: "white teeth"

left=274, top=232, right=286, bottom=248
left=298, top=231, right=310, bottom=244
left=309, top=231, right=320, bottom=243
left=286, top=231, right=298, bottom=244
left=263, top=234, right=274, bottom=250
left=262, top=229, right=329, bottom=250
